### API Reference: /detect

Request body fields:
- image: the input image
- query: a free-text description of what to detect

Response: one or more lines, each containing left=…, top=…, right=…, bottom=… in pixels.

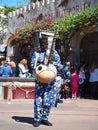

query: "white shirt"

left=18, top=63, right=28, bottom=78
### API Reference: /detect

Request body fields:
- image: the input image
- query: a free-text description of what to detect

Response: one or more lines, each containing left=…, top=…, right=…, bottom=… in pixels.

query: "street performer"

left=31, top=37, right=61, bottom=127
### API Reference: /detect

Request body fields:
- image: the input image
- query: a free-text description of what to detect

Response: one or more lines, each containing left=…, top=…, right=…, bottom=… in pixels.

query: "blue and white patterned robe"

left=31, top=49, right=61, bottom=107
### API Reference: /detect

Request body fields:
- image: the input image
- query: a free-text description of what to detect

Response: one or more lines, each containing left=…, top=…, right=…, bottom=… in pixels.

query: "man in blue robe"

left=31, top=37, right=61, bottom=127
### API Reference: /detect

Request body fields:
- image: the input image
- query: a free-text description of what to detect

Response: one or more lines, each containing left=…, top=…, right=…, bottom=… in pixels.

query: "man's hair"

left=39, top=37, right=48, bottom=45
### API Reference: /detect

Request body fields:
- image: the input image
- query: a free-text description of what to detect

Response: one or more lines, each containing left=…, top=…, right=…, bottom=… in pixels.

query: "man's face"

left=40, top=43, right=48, bottom=51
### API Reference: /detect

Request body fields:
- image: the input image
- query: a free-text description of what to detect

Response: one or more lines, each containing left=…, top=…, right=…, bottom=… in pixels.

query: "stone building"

left=7, top=0, right=98, bottom=65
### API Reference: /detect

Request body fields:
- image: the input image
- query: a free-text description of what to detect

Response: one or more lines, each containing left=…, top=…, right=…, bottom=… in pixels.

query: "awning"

left=0, top=46, right=5, bottom=52
left=0, top=43, right=7, bottom=52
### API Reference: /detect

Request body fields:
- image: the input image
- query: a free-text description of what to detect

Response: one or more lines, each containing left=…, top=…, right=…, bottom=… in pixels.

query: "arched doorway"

left=80, top=31, right=98, bottom=67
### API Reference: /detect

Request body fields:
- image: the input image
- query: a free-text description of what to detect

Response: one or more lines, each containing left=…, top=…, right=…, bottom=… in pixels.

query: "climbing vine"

left=8, top=4, right=98, bottom=45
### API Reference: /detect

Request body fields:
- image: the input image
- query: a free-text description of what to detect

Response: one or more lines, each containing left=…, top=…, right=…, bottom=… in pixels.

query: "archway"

left=80, top=31, right=98, bottom=67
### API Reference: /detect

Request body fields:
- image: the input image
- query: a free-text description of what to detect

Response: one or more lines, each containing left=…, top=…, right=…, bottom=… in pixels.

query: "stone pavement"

left=0, top=99, right=98, bottom=130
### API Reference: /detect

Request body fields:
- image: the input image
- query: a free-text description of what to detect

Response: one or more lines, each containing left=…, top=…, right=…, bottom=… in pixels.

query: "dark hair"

left=70, top=68, right=76, bottom=74
left=39, top=37, right=48, bottom=45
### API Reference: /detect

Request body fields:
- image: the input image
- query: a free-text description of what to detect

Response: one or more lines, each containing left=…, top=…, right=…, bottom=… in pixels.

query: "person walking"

left=31, top=37, right=61, bottom=127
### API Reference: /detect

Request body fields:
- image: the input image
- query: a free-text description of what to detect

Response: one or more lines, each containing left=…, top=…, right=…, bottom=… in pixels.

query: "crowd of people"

left=0, top=59, right=33, bottom=78
left=0, top=54, right=98, bottom=101
left=59, top=62, right=98, bottom=101
left=0, top=56, right=98, bottom=101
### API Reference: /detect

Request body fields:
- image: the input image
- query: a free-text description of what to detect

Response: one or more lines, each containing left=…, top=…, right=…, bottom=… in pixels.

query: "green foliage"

left=51, top=4, right=98, bottom=39
left=9, top=4, right=98, bottom=45
left=3, top=6, right=17, bottom=16
left=0, top=6, right=18, bottom=30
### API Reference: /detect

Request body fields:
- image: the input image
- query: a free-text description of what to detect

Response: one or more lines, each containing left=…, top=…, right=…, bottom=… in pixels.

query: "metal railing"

left=0, top=77, right=35, bottom=82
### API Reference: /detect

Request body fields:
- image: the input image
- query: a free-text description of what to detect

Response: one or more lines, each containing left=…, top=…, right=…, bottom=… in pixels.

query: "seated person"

left=18, top=59, right=29, bottom=78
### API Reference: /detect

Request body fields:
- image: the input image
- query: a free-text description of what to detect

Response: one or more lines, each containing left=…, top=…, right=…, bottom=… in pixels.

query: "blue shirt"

left=1, top=63, right=12, bottom=77
left=31, top=49, right=61, bottom=69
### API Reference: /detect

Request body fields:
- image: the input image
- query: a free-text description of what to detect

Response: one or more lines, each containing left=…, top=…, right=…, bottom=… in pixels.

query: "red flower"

left=47, top=17, right=53, bottom=24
